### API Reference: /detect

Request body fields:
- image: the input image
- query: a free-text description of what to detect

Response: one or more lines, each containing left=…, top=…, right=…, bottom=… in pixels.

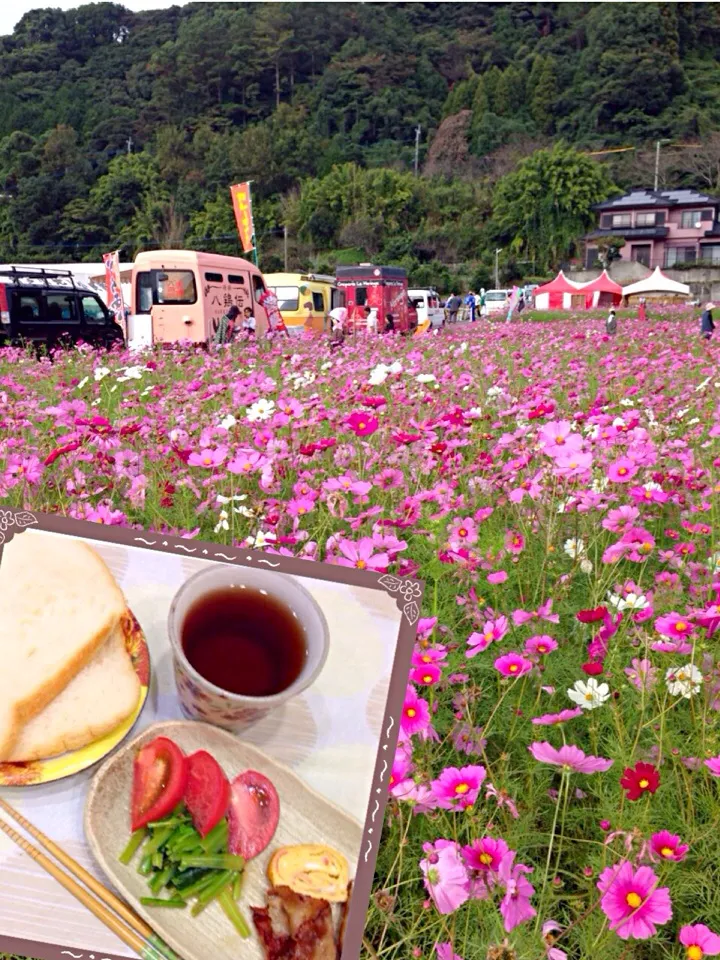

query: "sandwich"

left=0, top=531, right=140, bottom=762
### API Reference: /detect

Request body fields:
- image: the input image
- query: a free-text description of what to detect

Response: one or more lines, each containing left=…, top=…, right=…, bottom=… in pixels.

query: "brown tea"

left=181, top=587, right=307, bottom=697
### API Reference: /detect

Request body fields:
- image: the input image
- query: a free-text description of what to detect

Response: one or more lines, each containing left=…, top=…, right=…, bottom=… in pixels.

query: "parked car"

left=484, top=289, right=510, bottom=315
left=0, top=268, right=124, bottom=350
left=409, top=288, right=444, bottom=330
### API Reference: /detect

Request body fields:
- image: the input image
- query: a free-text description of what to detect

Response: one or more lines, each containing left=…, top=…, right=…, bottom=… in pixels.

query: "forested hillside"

left=1, top=1, right=720, bottom=286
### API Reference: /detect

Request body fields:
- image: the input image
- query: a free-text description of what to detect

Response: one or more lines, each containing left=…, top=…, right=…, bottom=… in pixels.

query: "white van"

left=484, top=289, right=510, bottom=316
left=409, top=288, right=444, bottom=328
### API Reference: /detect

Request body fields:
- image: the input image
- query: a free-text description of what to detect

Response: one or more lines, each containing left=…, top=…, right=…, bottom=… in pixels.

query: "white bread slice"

left=0, top=532, right=128, bottom=760
left=8, top=624, right=141, bottom=762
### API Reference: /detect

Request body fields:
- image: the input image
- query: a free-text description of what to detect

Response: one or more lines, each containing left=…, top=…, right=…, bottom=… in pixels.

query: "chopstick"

left=0, top=798, right=180, bottom=960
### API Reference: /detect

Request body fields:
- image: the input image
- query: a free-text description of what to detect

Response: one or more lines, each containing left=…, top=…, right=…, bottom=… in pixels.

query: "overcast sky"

left=0, top=0, right=184, bottom=37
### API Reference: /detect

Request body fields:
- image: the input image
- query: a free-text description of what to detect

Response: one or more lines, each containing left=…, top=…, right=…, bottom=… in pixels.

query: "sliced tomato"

left=130, top=736, right=189, bottom=831
left=228, top=770, right=280, bottom=861
left=184, top=750, right=231, bottom=838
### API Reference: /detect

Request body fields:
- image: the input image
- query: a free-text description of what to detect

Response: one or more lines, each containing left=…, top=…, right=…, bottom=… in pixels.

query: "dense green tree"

left=491, top=142, right=615, bottom=270
left=529, top=56, right=558, bottom=134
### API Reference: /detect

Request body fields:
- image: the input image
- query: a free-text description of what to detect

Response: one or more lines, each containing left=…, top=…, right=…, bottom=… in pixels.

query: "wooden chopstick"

left=0, top=801, right=179, bottom=960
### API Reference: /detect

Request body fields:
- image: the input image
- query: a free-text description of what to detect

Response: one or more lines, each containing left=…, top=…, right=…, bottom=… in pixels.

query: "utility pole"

left=654, top=139, right=671, bottom=191
left=126, top=136, right=134, bottom=155
left=494, top=248, right=501, bottom=289
left=414, top=125, right=421, bottom=177
left=283, top=224, right=288, bottom=271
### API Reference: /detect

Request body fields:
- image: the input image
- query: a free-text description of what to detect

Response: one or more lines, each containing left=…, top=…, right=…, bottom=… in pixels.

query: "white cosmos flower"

left=568, top=678, right=611, bottom=711
left=76, top=376, right=89, bottom=390
left=607, top=591, right=649, bottom=612
left=214, top=510, right=229, bottom=534
left=580, top=558, right=594, bottom=574
left=619, top=398, right=634, bottom=407
left=216, top=494, right=247, bottom=505
left=416, top=373, right=436, bottom=384
left=708, top=552, right=720, bottom=575
left=564, top=538, right=585, bottom=559
left=665, top=664, right=703, bottom=699
left=94, top=366, right=110, bottom=381
left=246, top=399, right=276, bottom=422
left=487, top=386, right=504, bottom=398
left=245, top=530, right=277, bottom=548
left=220, top=414, right=237, bottom=430
left=117, top=365, right=146, bottom=382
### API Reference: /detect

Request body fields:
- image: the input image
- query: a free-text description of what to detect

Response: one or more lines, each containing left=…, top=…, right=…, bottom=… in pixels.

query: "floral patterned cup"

left=168, top=565, right=330, bottom=730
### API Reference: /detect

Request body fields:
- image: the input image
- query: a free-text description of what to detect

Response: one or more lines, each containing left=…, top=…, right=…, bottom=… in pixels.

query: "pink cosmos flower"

left=420, top=839, right=470, bottom=914
left=704, top=756, right=720, bottom=777
left=410, top=663, right=442, bottom=686
left=495, top=652, right=533, bottom=678
left=649, top=830, right=689, bottom=863
left=435, top=943, right=463, bottom=960
left=655, top=612, right=695, bottom=639
left=625, top=658, right=658, bottom=691
left=538, top=420, right=583, bottom=456
left=597, top=862, right=672, bottom=940
left=532, top=708, right=583, bottom=726
left=447, top=516, right=478, bottom=547
left=553, top=450, right=593, bottom=478
left=188, top=446, right=227, bottom=468
left=630, top=484, right=669, bottom=505
left=487, top=570, right=508, bottom=584
left=607, top=457, right=639, bottom=483
left=528, top=742, right=614, bottom=774
left=334, top=537, right=389, bottom=571
left=651, top=639, right=693, bottom=655
left=466, top=617, right=508, bottom=657
left=504, top=530, right=525, bottom=554
left=603, top=504, right=640, bottom=532
left=401, top=685, right=431, bottom=737
left=412, top=644, right=447, bottom=668
left=286, top=497, right=315, bottom=518
left=346, top=411, right=379, bottom=436
left=227, top=449, right=268, bottom=474
left=497, top=850, right=536, bottom=932
left=542, top=920, right=568, bottom=960
left=679, top=924, right=720, bottom=958
left=462, top=836, right=509, bottom=873
left=513, top=598, right=559, bottom=626
left=524, top=635, right=558, bottom=657
left=430, top=765, right=486, bottom=810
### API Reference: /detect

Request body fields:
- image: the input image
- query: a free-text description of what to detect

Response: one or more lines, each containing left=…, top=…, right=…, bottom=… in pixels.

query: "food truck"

left=129, top=250, right=272, bottom=345
left=335, top=264, right=417, bottom=334
left=263, top=272, right=345, bottom=335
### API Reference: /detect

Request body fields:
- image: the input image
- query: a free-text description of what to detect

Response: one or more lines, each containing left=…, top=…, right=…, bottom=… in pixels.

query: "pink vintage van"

left=130, top=250, right=270, bottom=344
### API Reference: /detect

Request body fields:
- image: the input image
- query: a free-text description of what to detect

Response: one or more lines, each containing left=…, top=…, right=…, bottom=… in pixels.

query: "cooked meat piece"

left=267, top=890, right=292, bottom=937
left=337, top=881, right=353, bottom=950
left=292, top=901, right=337, bottom=960
left=251, top=906, right=294, bottom=960
left=274, top=884, right=327, bottom=937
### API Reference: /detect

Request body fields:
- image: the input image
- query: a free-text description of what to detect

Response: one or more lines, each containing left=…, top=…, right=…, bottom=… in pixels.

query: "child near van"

left=242, top=307, right=256, bottom=337
left=385, top=312, right=395, bottom=333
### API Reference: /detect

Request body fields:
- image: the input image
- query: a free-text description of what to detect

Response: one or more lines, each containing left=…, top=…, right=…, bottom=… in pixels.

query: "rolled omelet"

left=267, top=844, right=350, bottom=903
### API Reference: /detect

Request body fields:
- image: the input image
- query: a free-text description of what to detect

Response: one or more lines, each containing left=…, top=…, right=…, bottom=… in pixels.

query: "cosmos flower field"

left=3, top=316, right=720, bottom=960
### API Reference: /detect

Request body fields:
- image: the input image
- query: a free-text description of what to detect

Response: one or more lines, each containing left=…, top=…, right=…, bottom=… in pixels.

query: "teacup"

left=167, top=564, right=329, bottom=730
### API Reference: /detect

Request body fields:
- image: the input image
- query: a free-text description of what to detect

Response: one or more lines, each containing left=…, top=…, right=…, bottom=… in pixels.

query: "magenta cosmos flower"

left=650, top=830, right=689, bottom=863
left=597, top=862, right=672, bottom=939
left=528, top=742, right=613, bottom=774
left=497, top=850, right=536, bottom=932
left=655, top=612, right=694, bottom=640
left=679, top=924, right=720, bottom=958
left=524, top=635, right=558, bottom=657
left=462, top=836, right=509, bottom=873
left=704, top=756, right=720, bottom=777
left=410, top=663, right=442, bottom=687
left=401, top=685, right=430, bottom=736
left=188, top=446, right=227, bottom=468
left=495, top=652, right=533, bottom=677
left=333, top=536, right=389, bottom=571
left=435, top=944, right=463, bottom=960
left=607, top=457, right=639, bottom=483
left=346, top=411, right=379, bottom=436
left=431, top=765, right=486, bottom=810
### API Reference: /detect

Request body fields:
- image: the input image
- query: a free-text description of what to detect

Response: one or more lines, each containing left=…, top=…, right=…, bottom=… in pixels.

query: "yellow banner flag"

left=230, top=182, right=255, bottom=254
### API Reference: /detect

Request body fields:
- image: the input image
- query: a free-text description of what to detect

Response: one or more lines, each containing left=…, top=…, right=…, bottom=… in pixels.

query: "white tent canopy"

left=622, top=267, right=690, bottom=298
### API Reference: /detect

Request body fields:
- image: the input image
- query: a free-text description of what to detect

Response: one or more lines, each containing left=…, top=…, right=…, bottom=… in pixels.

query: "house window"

left=680, top=210, right=703, bottom=228
left=635, top=212, right=656, bottom=227
left=631, top=244, right=651, bottom=267
left=611, top=214, right=632, bottom=228
left=585, top=247, right=600, bottom=269
left=665, top=247, right=697, bottom=266
left=701, top=245, right=720, bottom=264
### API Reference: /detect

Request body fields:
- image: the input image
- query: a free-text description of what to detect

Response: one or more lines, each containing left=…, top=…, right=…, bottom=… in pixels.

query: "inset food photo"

left=0, top=512, right=421, bottom=960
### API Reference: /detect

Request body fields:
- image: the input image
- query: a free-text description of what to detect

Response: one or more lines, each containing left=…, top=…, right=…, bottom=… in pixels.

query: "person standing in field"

left=638, top=297, right=647, bottom=322
left=479, top=288, right=488, bottom=320
left=213, top=304, right=239, bottom=345
left=242, top=306, right=256, bottom=338
left=445, top=293, right=462, bottom=324
left=464, top=291, right=476, bottom=322
left=606, top=307, right=617, bottom=336
left=700, top=302, right=715, bottom=340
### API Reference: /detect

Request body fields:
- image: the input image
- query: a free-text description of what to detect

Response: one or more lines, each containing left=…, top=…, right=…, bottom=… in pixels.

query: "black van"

left=0, top=268, right=125, bottom=350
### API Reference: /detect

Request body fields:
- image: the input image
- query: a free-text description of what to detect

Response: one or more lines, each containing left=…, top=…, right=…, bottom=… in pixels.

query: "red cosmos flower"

left=577, top=606, right=608, bottom=623
left=361, top=395, right=386, bottom=409
left=431, top=442, right=448, bottom=455
left=43, top=440, right=81, bottom=466
left=392, top=431, right=422, bottom=445
left=620, top=762, right=660, bottom=801
left=582, top=662, right=604, bottom=676
left=346, top=411, right=379, bottom=437
left=528, top=401, right=555, bottom=420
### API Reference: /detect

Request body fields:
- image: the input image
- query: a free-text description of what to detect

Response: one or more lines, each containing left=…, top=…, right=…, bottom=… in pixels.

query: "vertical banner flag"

left=230, top=182, right=256, bottom=255
left=258, top=289, right=289, bottom=337
left=102, top=250, right=125, bottom=335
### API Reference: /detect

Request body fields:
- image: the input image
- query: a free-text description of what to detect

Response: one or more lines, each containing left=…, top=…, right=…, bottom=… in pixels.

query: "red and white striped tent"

left=578, top=270, right=623, bottom=308
left=532, top=271, right=583, bottom=310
